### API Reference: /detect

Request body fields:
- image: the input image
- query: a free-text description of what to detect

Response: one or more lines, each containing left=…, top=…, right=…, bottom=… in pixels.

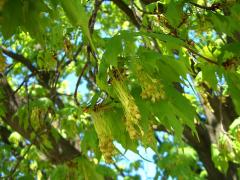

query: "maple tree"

left=0, top=0, right=240, bottom=179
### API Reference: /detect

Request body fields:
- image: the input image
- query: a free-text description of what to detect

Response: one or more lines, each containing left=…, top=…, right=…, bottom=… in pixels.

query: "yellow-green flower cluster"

left=136, top=65, right=165, bottom=102
left=98, top=135, right=115, bottom=163
left=145, top=126, right=155, bottom=145
left=112, top=79, right=143, bottom=139
left=30, top=107, right=45, bottom=131
left=91, top=111, right=116, bottom=163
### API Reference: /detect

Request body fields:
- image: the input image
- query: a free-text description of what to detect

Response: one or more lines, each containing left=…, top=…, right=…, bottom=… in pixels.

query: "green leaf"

left=222, top=42, right=240, bottom=56
left=140, top=31, right=185, bottom=49
left=211, top=144, right=229, bottom=174
left=229, top=117, right=240, bottom=137
left=201, top=64, right=218, bottom=90
left=50, top=165, right=69, bottom=180
left=42, top=134, right=53, bottom=150
left=102, top=35, right=123, bottom=67
left=96, top=165, right=117, bottom=178
left=77, top=157, right=104, bottom=180
left=165, top=1, right=183, bottom=28
left=8, top=132, right=22, bottom=146
left=209, top=12, right=238, bottom=37
left=225, top=71, right=240, bottom=115
left=1, top=0, right=22, bottom=38
left=167, top=87, right=196, bottom=134
left=18, top=174, right=34, bottom=180
left=60, top=0, right=95, bottom=51
left=31, top=97, right=53, bottom=109
left=15, top=105, right=29, bottom=130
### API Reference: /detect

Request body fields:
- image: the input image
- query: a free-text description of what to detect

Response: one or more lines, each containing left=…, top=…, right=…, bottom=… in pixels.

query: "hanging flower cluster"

left=98, top=135, right=115, bottom=163
left=145, top=125, right=155, bottom=145
left=112, top=77, right=143, bottom=140
left=135, top=64, right=165, bottom=102
left=30, top=107, right=45, bottom=131
left=91, top=111, right=116, bottom=163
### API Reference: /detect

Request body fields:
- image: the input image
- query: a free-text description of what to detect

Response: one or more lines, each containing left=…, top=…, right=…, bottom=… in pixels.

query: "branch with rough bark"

left=111, top=0, right=141, bottom=28
left=0, top=74, right=81, bottom=164
left=0, top=46, right=38, bottom=73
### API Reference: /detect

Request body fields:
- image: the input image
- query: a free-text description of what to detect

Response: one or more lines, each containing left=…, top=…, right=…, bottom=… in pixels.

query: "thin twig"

left=130, top=0, right=142, bottom=26
left=113, top=163, right=125, bottom=177
left=4, top=63, right=15, bottom=76
left=89, top=0, right=103, bottom=35
left=63, top=44, right=84, bottom=68
left=185, top=46, right=218, bottom=65
left=133, top=2, right=162, bottom=15
left=74, top=62, right=88, bottom=106
left=6, top=144, right=33, bottom=178
left=111, top=0, right=141, bottom=28
left=13, top=74, right=33, bottom=95
left=57, top=92, right=73, bottom=97
left=154, top=132, right=162, bottom=145
left=188, top=2, right=221, bottom=11
left=0, top=45, right=38, bottom=73
left=88, top=0, right=102, bottom=74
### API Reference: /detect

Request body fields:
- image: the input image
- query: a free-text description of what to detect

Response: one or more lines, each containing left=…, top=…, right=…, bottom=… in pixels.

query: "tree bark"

left=184, top=126, right=228, bottom=180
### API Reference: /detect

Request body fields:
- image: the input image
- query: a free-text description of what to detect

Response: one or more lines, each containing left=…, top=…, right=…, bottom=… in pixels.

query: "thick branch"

left=74, top=62, right=88, bottom=106
left=189, top=2, right=222, bottom=11
left=183, top=125, right=226, bottom=180
left=0, top=46, right=66, bottom=108
left=111, top=0, right=141, bottom=28
left=141, top=0, right=158, bottom=5
left=0, top=74, right=81, bottom=164
left=0, top=46, right=38, bottom=73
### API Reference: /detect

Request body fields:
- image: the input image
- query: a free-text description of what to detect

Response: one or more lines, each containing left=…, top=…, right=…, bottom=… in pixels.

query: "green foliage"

left=60, top=0, right=95, bottom=50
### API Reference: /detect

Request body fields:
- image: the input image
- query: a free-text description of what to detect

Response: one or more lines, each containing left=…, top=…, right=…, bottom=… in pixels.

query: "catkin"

left=112, top=78, right=143, bottom=139
left=91, top=111, right=116, bottom=163
left=135, top=64, right=165, bottom=102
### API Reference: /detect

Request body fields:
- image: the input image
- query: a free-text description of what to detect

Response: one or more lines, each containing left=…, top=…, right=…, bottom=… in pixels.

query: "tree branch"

left=0, top=46, right=38, bottom=73
left=185, top=46, right=218, bottom=65
left=0, top=75, right=81, bottom=164
left=189, top=2, right=222, bottom=11
left=7, top=144, right=33, bottom=178
left=89, top=0, right=103, bottom=35
left=74, top=62, right=88, bottom=106
left=111, top=0, right=141, bottom=28
left=183, top=125, right=226, bottom=180
left=141, top=0, right=158, bottom=5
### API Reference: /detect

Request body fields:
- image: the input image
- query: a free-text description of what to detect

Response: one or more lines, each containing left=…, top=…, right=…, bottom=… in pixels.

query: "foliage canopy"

left=0, top=0, right=240, bottom=179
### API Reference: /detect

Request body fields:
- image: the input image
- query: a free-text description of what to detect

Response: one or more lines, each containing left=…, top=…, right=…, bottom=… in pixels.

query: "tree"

left=0, top=0, right=240, bottom=179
